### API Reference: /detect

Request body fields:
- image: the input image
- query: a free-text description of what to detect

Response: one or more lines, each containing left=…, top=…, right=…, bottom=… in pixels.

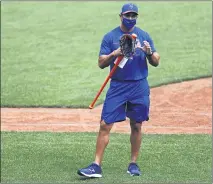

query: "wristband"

left=147, top=52, right=153, bottom=57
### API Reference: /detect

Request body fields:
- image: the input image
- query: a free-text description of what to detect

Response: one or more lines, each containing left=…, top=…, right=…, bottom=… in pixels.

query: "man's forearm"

left=98, top=51, right=116, bottom=69
left=147, top=52, right=160, bottom=67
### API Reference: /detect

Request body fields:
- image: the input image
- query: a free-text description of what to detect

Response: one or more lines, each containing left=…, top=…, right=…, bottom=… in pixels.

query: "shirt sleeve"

left=146, top=32, right=156, bottom=53
left=99, top=33, right=112, bottom=56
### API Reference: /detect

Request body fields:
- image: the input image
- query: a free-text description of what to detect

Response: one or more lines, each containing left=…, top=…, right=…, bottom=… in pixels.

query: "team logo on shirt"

left=135, top=38, right=141, bottom=48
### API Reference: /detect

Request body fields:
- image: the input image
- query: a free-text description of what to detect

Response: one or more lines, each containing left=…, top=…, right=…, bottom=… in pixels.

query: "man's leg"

left=94, top=120, right=114, bottom=165
left=126, top=119, right=143, bottom=176
left=129, top=119, right=142, bottom=163
left=77, top=120, right=113, bottom=177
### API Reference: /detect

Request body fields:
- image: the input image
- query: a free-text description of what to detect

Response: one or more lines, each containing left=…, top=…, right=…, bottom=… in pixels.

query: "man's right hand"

left=112, top=47, right=123, bottom=57
left=98, top=48, right=123, bottom=69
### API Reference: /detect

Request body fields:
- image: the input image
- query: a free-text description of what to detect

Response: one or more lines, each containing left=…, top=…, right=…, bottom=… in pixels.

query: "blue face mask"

left=122, top=17, right=136, bottom=30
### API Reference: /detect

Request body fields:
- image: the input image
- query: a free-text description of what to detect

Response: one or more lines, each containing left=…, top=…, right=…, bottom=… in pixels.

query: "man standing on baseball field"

left=77, top=3, right=160, bottom=178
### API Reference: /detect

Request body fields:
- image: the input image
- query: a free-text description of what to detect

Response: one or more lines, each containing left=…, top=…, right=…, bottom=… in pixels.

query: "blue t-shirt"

left=99, top=26, right=156, bottom=81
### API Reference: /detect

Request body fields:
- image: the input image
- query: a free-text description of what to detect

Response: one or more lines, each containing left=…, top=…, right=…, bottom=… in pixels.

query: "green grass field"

left=1, top=1, right=212, bottom=107
left=2, top=132, right=212, bottom=184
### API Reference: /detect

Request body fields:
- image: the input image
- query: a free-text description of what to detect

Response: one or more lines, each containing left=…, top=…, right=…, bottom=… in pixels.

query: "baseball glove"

left=119, top=34, right=136, bottom=58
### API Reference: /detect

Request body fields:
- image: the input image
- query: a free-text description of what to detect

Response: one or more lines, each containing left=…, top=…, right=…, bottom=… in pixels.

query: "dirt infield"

left=1, top=78, right=212, bottom=134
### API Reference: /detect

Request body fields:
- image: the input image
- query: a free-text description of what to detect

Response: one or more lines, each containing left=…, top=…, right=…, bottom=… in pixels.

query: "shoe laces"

left=88, top=163, right=100, bottom=171
left=129, top=163, right=140, bottom=170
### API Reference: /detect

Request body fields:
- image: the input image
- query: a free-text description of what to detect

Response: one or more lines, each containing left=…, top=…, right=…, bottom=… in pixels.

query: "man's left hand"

left=137, top=41, right=152, bottom=55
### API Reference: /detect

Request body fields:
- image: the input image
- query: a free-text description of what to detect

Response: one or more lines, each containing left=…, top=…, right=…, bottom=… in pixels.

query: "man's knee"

left=99, top=120, right=113, bottom=133
left=130, top=120, right=142, bottom=133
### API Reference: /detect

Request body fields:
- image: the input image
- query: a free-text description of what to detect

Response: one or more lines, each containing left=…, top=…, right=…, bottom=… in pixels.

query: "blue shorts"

left=101, top=78, right=150, bottom=124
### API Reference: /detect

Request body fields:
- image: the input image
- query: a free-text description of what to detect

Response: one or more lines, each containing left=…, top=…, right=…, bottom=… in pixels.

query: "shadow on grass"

left=75, top=175, right=104, bottom=183
left=79, top=176, right=99, bottom=180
